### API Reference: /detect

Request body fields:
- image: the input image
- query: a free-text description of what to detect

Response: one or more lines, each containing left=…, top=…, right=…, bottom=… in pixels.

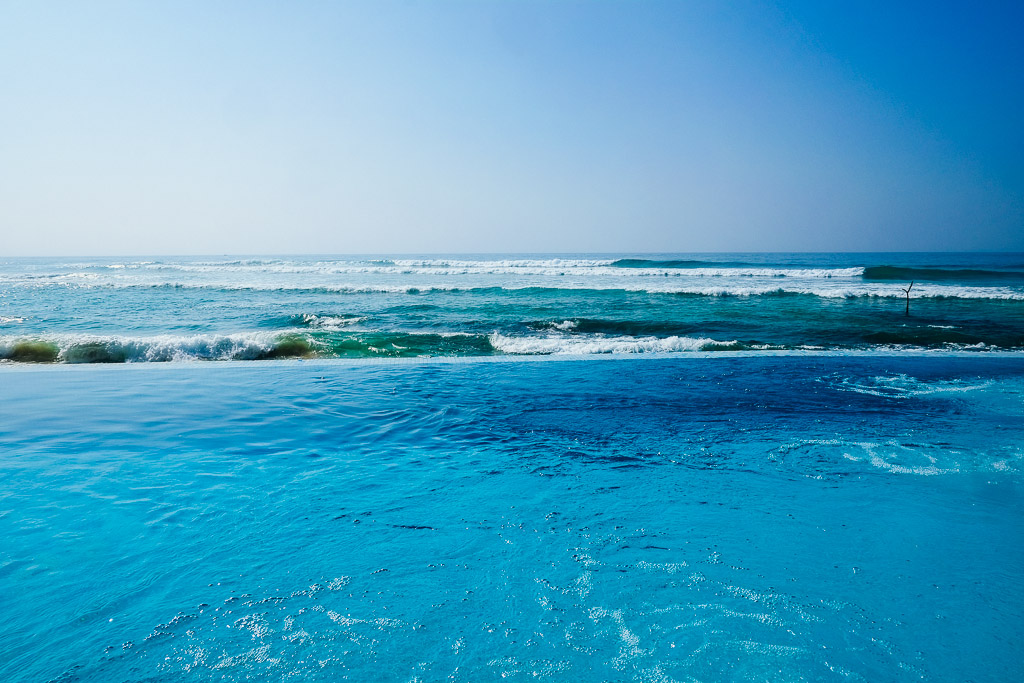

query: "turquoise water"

left=2, top=254, right=1023, bottom=681
left=2, top=355, right=1022, bottom=681
left=2, top=253, right=1023, bottom=361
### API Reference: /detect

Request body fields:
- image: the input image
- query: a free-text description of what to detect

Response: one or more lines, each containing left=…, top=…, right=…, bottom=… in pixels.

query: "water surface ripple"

left=1, top=355, right=1022, bottom=681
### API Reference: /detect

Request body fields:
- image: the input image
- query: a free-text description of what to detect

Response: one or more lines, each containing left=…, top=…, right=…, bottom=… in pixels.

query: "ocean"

left=1, top=254, right=1022, bottom=681
left=2, top=253, right=1024, bottom=361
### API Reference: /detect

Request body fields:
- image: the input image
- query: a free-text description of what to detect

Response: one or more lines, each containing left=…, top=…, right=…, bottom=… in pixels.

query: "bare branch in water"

left=901, top=281, right=914, bottom=316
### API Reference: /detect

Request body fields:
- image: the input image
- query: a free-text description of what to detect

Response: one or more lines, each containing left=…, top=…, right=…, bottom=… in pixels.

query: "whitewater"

left=2, top=253, right=1023, bottom=363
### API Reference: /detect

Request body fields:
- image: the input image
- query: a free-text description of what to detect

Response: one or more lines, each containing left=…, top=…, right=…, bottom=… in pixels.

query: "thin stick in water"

left=901, top=281, right=914, bottom=316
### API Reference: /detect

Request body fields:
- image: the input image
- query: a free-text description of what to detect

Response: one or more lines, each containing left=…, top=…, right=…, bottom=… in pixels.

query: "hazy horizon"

left=2, top=1, right=1022, bottom=256
left=7, top=250, right=1024, bottom=263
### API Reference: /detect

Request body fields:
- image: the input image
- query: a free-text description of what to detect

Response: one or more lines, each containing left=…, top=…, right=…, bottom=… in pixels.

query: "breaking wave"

left=608, top=258, right=757, bottom=268
left=0, top=333, right=314, bottom=364
left=862, top=265, right=1024, bottom=282
left=0, top=331, right=765, bottom=363
left=8, top=279, right=1024, bottom=300
left=488, top=333, right=753, bottom=355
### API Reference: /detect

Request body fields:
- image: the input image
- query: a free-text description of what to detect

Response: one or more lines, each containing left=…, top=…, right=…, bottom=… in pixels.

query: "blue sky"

left=1, top=1, right=1021, bottom=255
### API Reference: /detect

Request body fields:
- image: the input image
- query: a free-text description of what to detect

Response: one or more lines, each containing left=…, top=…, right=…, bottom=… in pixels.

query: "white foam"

left=0, top=258, right=873, bottom=287
left=7, top=273, right=1021, bottom=300
left=489, top=333, right=742, bottom=355
left=843, top=441, right=958, bottom=476
left=300, top=314, right=365, bottom=330
left=780, top=438, right=965, bottom=476
left=0, top=332, right=303, bottom=363
left=833, top=373, right=992, bottom=399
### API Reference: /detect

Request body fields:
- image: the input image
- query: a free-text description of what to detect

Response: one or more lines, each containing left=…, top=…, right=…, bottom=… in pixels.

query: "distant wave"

left=7, top=279, right=1024, bottom=300
left=863, top=265, right=1024, bottom=282
left=14, top=259, right=1024, bottom=286
left=3, top=260, right=868, bottom=281
left=608, top=258, right=755, bottom=268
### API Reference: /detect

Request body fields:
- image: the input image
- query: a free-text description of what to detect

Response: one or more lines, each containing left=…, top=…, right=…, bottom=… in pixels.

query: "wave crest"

left=0, top=333, right=313, bottom=364
left=488, top=333, right=749, bottom=355
left=863, top=265, right=1024, bottom=282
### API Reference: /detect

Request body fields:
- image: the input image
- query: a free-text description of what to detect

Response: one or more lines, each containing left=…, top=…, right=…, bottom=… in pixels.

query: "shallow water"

left=2, top=355, right=1022, bottom=681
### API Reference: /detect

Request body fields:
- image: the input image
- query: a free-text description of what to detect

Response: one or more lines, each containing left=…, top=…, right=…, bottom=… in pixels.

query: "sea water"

left=2, top=253, right=1023, bottom=360
left=1, top=255, right=1023, bottom=681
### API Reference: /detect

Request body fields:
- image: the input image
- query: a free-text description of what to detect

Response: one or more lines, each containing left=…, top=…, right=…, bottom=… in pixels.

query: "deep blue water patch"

left=1, top=355, right=1022, bottom=681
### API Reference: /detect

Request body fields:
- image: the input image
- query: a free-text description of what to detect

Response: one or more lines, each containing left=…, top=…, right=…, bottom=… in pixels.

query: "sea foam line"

left=0, top=262, right=868, bottom=279
left=17, top=281, right=1024, bottom=300
left=488, top=333, right=750, bottom=355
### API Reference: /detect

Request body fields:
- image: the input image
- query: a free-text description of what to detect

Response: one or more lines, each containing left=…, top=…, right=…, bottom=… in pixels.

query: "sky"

left=1, top=0, right=1022, bottom=255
